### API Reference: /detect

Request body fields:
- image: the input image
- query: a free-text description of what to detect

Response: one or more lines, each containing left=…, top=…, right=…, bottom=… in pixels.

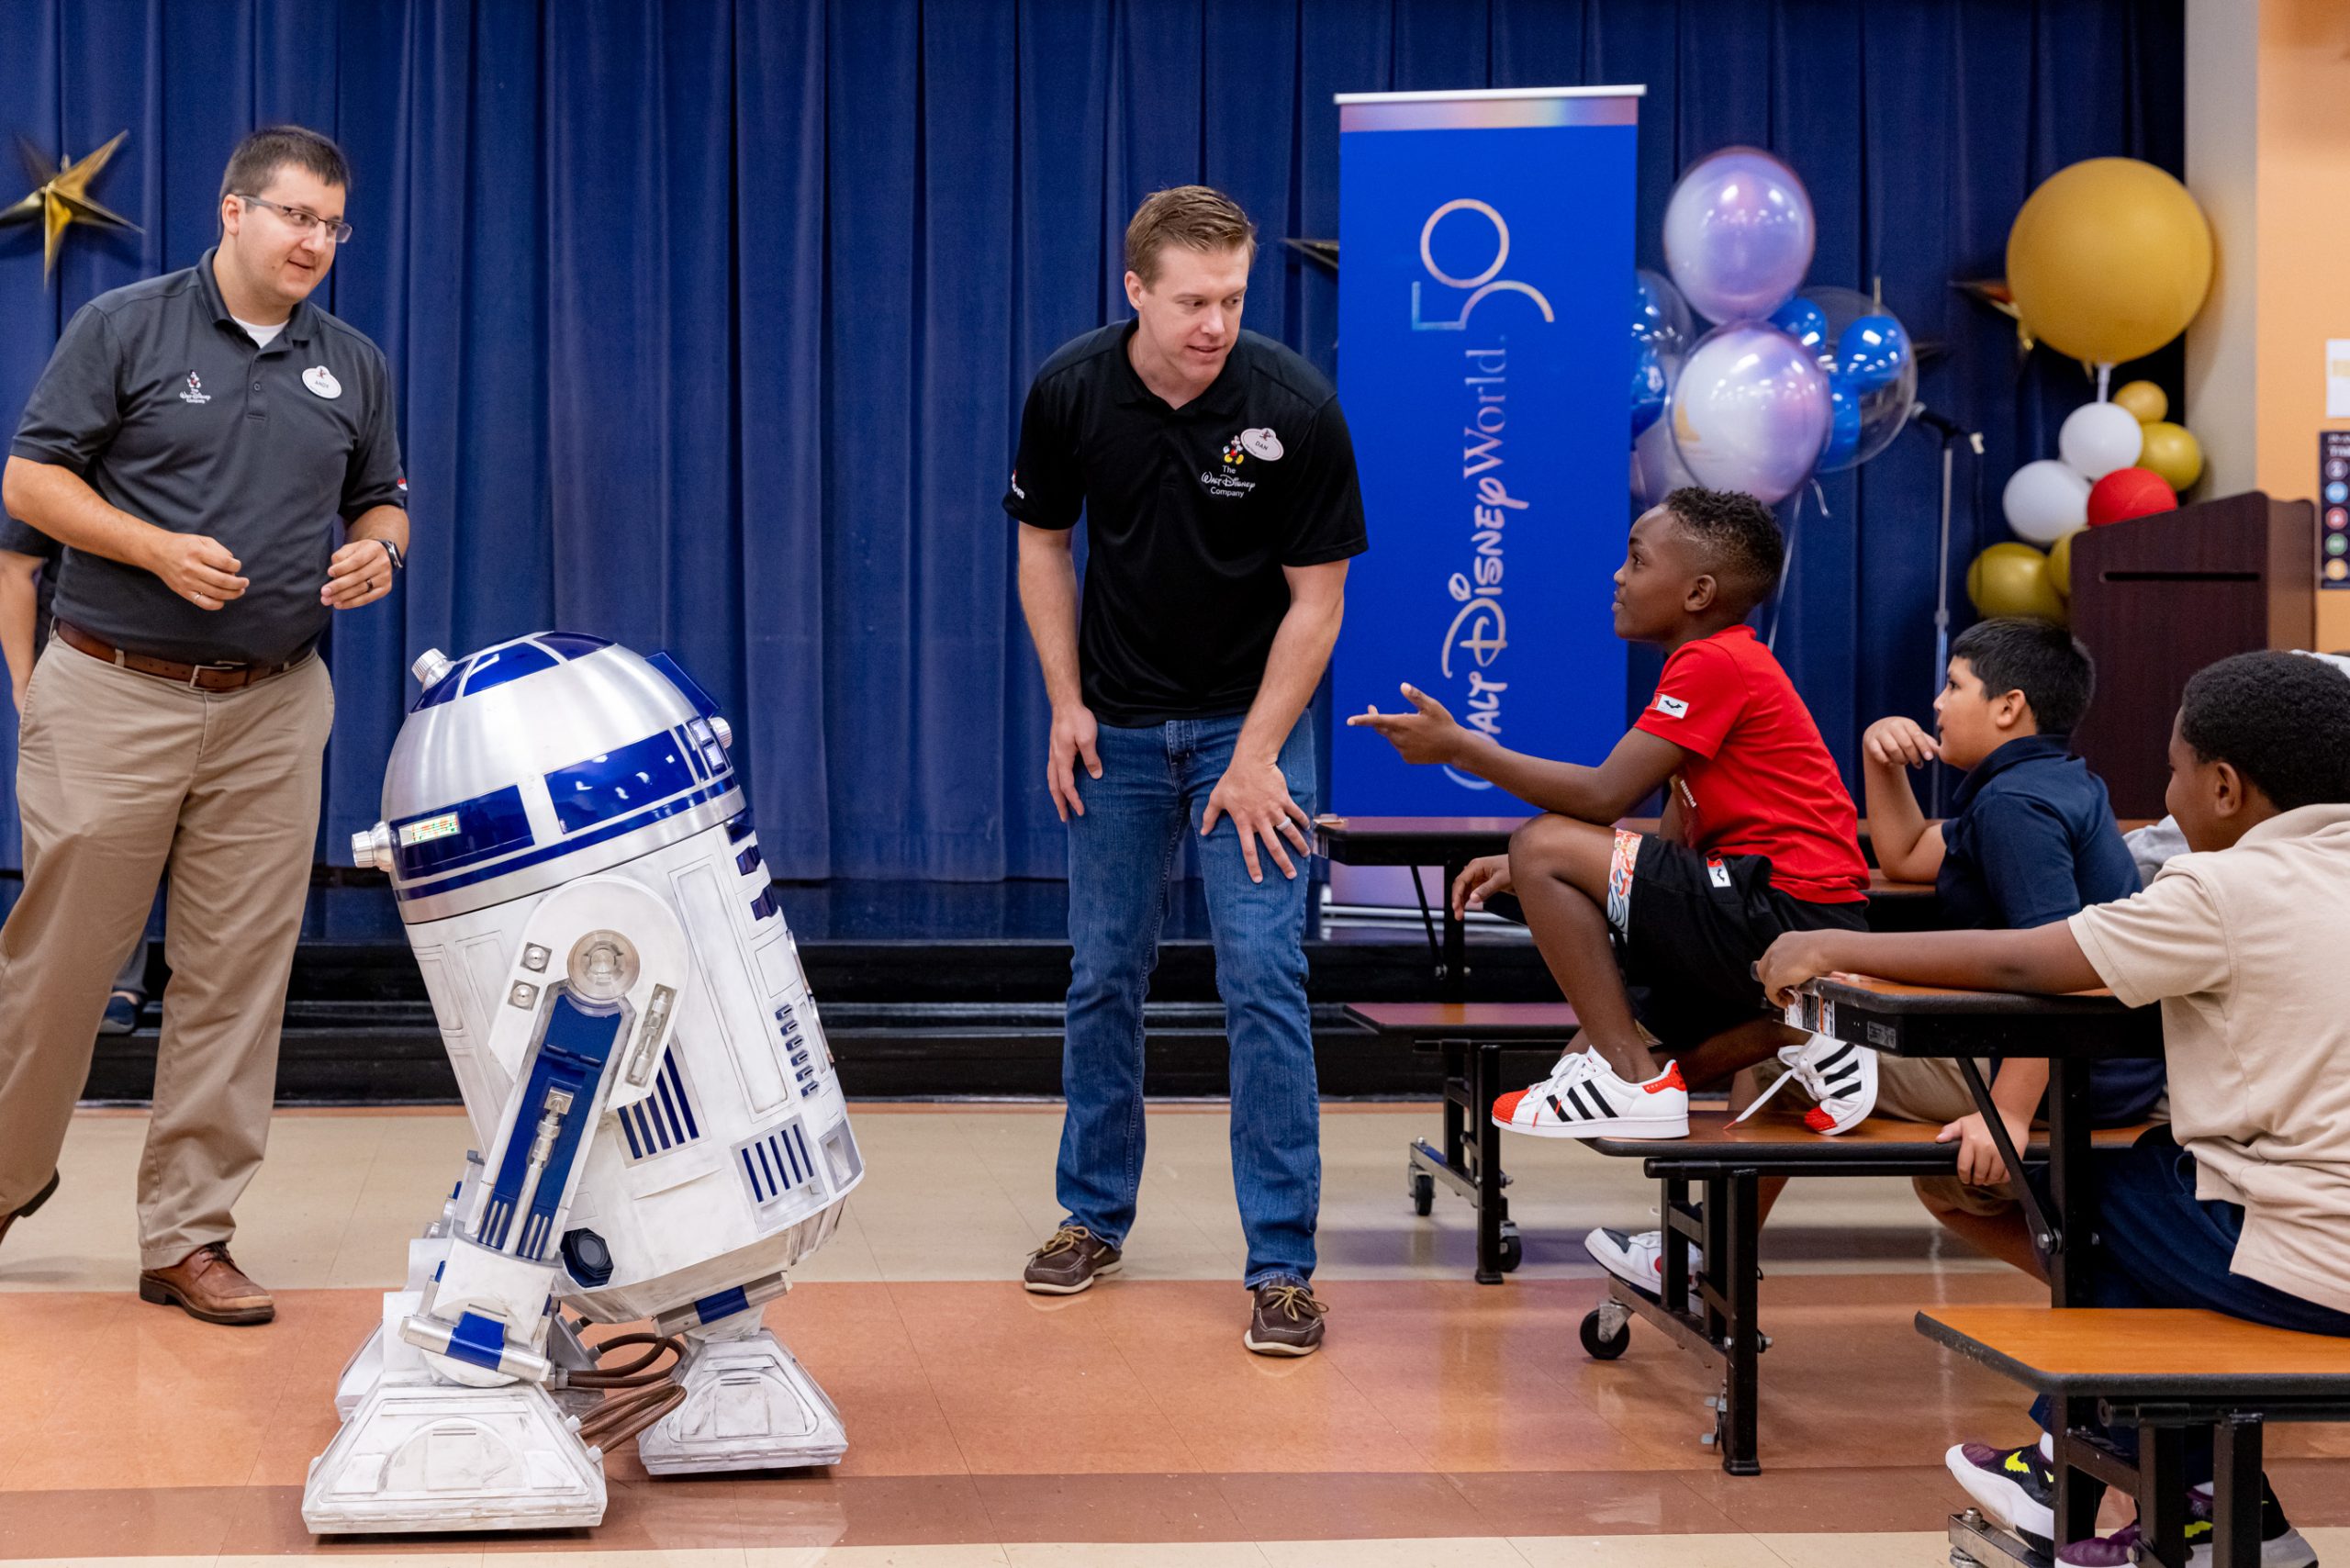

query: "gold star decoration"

left=2, top=130, right=140, bottom=284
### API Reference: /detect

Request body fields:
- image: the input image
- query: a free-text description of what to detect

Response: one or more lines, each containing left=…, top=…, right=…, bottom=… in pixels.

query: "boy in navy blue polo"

left=1847, top=617, right=2155, bottom=1271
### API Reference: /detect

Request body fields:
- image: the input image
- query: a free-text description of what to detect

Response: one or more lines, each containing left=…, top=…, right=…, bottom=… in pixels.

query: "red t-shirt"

left=1632, top=624, right=1868, bottom=904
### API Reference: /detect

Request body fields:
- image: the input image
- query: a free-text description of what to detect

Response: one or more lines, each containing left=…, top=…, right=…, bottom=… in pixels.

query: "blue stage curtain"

left=0, top=0, right=2184, bottom=877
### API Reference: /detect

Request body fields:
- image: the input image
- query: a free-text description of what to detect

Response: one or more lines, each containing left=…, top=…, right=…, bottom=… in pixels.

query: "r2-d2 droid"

left=304, top=633, right=863, bottom=1533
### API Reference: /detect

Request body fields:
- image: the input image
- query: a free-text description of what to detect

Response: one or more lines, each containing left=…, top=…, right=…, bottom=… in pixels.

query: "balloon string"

left=1766, top=479, right=1826, bottom=653
left=2096, top=362, right=2112, bottom=402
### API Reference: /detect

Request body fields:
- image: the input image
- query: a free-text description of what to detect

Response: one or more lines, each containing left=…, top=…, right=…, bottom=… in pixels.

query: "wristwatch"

left=376, top=537, right=406, bottom=573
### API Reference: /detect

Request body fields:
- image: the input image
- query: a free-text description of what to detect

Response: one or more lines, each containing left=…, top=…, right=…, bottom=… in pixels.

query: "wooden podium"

left=2068, top=491, right=2315, bottom=818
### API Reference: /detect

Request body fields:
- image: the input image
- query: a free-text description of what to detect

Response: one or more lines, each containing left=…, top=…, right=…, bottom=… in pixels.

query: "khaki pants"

left=0, top=641, right=332, bottom=1268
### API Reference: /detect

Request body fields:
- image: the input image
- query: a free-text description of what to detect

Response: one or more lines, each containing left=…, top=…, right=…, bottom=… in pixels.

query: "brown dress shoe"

left=139, top=1241, right=275, bottom=1325
left=1244, top=1278, right=1327, bottom=1357
left=0, top=1170, right=61, bottom=1251
left=1023, top=1225, right=1122, bottom=1294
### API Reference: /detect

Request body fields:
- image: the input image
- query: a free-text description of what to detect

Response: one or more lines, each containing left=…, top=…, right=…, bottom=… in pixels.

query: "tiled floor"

left=6, top=1104, right=2348, bottom=1566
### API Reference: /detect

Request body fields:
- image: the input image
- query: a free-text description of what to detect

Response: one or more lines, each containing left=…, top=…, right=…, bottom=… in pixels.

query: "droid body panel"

left=305, top=634, right=860, bottom=1533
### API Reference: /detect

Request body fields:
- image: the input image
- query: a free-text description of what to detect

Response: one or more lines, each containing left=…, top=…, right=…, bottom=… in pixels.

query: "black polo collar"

left=1109, top=320, right=1249, bottom=420
left=195, top=246, right=318, bottom=346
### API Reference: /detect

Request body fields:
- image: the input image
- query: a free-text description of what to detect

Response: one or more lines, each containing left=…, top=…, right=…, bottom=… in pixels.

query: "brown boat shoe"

left=1244, top=1278, right=1328, bottom=1357
left=0, top=1170, right=60, bottom=1252
left=139, top=1241, right=275, bottom=1325
left=1023, top=1224, right=1122, bottom=1294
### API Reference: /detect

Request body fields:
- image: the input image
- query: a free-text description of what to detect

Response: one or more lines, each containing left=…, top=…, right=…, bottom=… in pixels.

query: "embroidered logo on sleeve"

left=1653, top=694, right=1690, bottom=719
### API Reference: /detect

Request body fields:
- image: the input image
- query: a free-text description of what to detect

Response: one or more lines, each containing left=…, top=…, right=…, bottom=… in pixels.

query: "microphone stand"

left=1912, top=405, right=1984, bottom=815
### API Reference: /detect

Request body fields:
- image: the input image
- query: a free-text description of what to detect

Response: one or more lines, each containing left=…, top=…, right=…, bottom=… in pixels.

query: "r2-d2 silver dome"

left=306, top=633, right=863, bottom=1534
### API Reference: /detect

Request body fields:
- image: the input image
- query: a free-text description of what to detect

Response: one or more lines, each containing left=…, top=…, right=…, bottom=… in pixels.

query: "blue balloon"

left=1768, top=296, right=1830, bottom=354
left=1836, top=314, right=1910, bottom=394
left=1630, top=346, right=1668, bottom=441
left=1819, top=379, right=1863, bottom=471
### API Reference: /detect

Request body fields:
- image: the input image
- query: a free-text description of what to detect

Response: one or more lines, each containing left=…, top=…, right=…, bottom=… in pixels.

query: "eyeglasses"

left=236, top=194, right=353, bottom=245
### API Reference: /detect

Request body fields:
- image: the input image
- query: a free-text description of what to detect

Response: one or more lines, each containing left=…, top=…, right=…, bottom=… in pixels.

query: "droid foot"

left=634, top=1322, right=845, bottom=1473
left=301, top=1379, right=605, bottom=1533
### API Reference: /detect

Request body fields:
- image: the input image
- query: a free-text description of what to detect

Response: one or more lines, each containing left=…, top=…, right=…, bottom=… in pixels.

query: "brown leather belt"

left=54, top=618, right=311, bottom=692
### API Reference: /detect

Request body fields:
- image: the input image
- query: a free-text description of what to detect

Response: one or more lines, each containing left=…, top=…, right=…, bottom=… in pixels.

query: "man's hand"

left=1938, top=1104, right=2033, bottom=1186
left=1201, top=756, right=1311, bottom=883
left=1346, top=683, right=1470, bottom=766
left=1046, top=703, right=1102, bottom=822
left=143, top=532, right=248, bottom=611
left=1863, top=715, right=1940, bottom=768
left=1756, top=929, right=1841, bottom=1008
left=1451, top=853, right=1511, bottom=918
left=322, top=538, right=396, bottom=609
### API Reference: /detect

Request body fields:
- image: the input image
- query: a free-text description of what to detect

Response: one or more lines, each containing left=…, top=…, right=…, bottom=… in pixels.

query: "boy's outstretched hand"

left=1450, top=854, right=1511, bottom=918
left=1348, top=683, right=1471, bottom=766
left=1863, top=715, right=1940, bottom=768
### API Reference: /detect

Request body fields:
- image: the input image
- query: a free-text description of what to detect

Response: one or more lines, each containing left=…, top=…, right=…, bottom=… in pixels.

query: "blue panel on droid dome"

left=545, top=732, right=700, bottom=834
left=536, top=632, right=614, bottom=659
left=391, top=785, right=535, bottom=879
left=461, top=642, right=560, bottom=696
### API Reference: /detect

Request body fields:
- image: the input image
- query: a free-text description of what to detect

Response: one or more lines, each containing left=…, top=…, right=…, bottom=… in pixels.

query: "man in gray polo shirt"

left=0, top=126, right=408, bottom=1325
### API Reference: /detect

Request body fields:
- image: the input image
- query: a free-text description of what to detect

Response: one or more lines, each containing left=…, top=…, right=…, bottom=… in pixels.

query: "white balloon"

left=2001, top=459, right=2093, bottom=545
left=2058, top=401, right=2143, bottom=482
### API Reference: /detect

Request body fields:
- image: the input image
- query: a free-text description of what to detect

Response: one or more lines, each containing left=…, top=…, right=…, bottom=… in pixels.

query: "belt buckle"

left=187, top=659, right=251, bottom=690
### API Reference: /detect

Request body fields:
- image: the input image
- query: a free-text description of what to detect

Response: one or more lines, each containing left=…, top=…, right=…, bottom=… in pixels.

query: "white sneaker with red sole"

left=1493, top=1050, right=1690, bottom=1139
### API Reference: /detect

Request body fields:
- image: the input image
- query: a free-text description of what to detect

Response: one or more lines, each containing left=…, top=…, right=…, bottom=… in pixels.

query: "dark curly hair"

left=1661, top=487, right=1785, bottom=615
left=1953, top=618, right=2097, bottom=734
left=2178, top=651, right=2350, bottom=812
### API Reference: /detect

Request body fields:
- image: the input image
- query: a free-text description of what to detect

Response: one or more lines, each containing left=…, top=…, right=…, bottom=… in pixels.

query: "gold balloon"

left=2111, top=380, right=2167, bottom=424
left=2048, top=528, right=2083, bottom=600
left=2006, top=159, right=2213, bottom=365
left=2136, top=420, right=2203, bottom=492
left=1968, top=542, right=2066, bottom=622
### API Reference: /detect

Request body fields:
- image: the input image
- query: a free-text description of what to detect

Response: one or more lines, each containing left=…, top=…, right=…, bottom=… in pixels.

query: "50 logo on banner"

left=1410, top=199, right=1557, bottom=332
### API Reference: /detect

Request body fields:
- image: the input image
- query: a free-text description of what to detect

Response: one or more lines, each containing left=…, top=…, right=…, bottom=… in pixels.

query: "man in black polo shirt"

left=1006, top=186, right=1366, bottom=1356
left=0, top=127, right=408, bottom=1326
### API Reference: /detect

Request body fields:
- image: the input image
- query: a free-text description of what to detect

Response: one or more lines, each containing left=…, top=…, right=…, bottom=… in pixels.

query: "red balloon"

left=2086, top=465, right=2178, bottom=527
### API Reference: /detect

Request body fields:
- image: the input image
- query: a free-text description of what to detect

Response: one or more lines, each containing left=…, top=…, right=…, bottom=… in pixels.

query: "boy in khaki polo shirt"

left=1757, top=650, right=2350, bottom=1567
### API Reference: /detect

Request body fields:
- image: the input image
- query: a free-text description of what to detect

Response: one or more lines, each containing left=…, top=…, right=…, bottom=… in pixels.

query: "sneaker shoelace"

left=1258, top=1284, right=1327, bottom=1325
left=1032, top=1226, right=1095, bottom=1261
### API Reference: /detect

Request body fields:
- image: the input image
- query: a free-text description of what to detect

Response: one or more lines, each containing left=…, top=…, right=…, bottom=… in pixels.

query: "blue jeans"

left=1057, top=712, right=1319, bottom=1287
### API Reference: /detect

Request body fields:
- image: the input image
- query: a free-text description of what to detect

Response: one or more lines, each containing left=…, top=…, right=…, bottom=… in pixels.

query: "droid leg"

left=306, top=885, right=693, bottom=1533
left=634, top=1294, right=846, bottom=1474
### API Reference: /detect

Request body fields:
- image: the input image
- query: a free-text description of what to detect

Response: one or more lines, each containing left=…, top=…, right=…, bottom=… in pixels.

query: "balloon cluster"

left=1630, top=148, right=1915, bottom=508
left=1964, top=158, right=2216, bottom=625
left=1981, top=382, right=2204, bottom=622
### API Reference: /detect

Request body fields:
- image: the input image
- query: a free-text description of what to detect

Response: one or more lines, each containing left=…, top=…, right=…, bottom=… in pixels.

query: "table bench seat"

left=1919, top=1307, right=2350, bottom=1568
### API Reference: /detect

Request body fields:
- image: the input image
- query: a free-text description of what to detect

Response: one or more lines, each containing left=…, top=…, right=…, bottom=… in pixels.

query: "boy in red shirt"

left=1351, top=487, right=1870, bottom=1138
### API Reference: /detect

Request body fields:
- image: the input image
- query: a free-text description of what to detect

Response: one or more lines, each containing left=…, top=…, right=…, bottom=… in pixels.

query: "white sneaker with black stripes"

left=1731, top=1031, right=1878, bottom=1135
left=1492, top=1050, right=1690, bottom=1140
left=1583, top=1226, right=1703, bottom=1298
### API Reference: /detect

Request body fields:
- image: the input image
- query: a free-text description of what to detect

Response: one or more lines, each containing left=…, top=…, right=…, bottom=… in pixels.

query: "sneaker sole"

left=1242, top=1330, right=1320, bottom=1357
left=1022, top=1257, right=1123, bottom=1295
left=136, top=1275, right=274, bottom=1326
left=1494, top=1112, right=1691, bottom=1140
left=1944, top=1446, right=2053, bottom=1548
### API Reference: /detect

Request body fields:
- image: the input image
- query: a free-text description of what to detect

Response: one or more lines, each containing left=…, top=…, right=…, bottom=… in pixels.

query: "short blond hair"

left=1125, top=185, right=1258, bottom=286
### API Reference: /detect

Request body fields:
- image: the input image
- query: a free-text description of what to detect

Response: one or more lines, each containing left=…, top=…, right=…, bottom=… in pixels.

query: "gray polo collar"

left=194, top=246, right=318, bottom=346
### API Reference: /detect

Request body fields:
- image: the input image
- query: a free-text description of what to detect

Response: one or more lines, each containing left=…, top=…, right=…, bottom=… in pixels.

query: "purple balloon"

left=1666, top=323, right=1831, bottom=505
left=1663, top=148, right=1817, bottom=325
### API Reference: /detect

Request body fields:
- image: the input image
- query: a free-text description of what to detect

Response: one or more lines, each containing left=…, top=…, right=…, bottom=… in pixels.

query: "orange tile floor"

left=5, top=1104, right=2347, bottom=1567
